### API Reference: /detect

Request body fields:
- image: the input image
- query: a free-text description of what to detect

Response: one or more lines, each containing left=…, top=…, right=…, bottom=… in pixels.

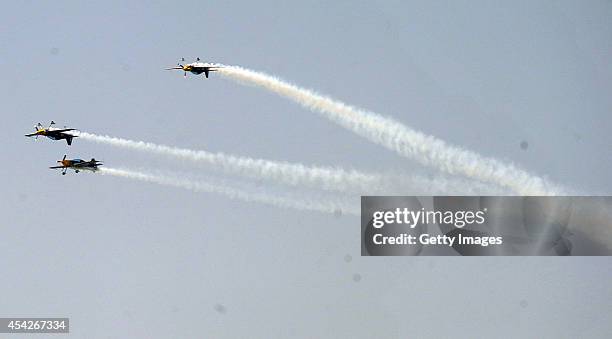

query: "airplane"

left=49, top=155, right=103, bottom=175
left=25, top=121, right=77, bottom=145
left=166, top=58, right=223, bottom=78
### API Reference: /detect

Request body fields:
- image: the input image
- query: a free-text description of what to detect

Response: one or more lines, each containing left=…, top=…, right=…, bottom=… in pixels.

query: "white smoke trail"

left=99, top=167, right=359, bottom=216
left=72, top=131, right=505, bottom=195
left=217, top=66, right=565, bottom=196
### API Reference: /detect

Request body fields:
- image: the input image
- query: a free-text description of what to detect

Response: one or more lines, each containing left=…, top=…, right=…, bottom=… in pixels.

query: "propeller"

left=165, top=59, right=187, bottom=75
left=166, top=64, right=184, bottom=71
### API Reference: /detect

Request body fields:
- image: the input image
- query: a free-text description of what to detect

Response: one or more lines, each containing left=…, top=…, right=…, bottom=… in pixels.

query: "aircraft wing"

left=25, top=133, right=38, bottom=137
left=49, top=165, right=67, bottom=169
left=53, top=129, right=76, bottom=133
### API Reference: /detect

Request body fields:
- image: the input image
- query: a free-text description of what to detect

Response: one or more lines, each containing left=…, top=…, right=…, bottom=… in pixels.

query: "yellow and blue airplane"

left=25, top=121, right=77, bottom=145
left=166, top=57, right=223, bottom=78
left=50, top=155, right=103, bottom=175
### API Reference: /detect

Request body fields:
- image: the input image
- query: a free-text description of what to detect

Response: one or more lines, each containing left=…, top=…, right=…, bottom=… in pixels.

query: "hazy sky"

left=1, top=1, right=611, bottom=338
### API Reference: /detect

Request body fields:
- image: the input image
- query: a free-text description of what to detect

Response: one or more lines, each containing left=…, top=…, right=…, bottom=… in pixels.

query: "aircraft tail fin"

left=66, top=136, right=73, bottom=145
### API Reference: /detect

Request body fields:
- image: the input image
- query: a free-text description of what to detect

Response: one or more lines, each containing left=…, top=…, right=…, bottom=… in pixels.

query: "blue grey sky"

left=1, top=1, right=611, bottom=338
